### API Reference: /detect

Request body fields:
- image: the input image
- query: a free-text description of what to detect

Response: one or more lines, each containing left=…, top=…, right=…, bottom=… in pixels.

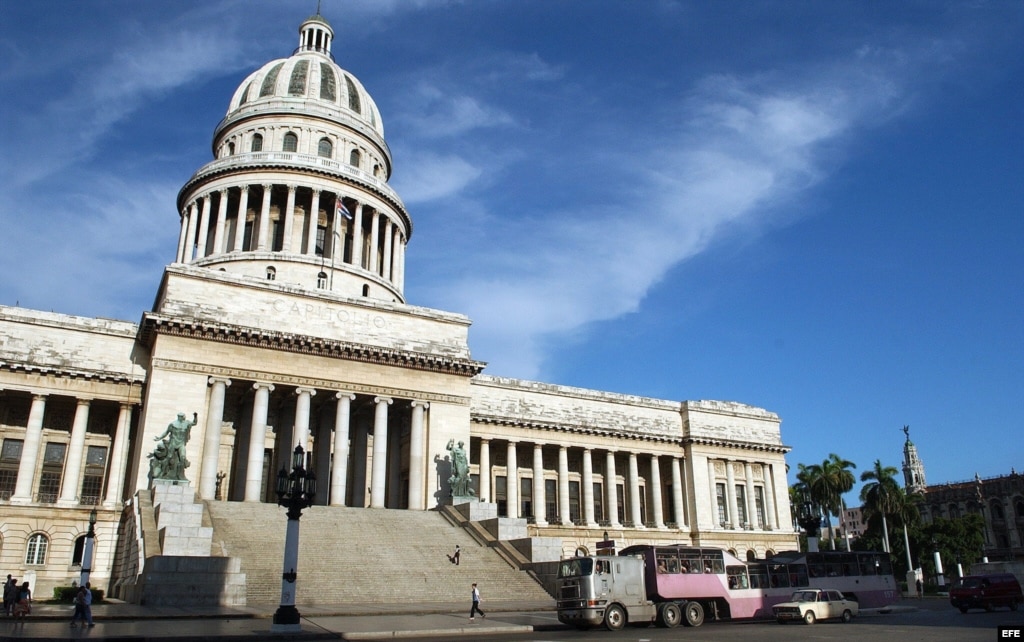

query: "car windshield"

left=790, top=591, right=818, bottom=602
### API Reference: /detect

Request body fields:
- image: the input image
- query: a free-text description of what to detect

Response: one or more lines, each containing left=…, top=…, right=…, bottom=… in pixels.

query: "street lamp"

left=271, top=445, right=316, bottom=632
left=797, top=500, right=822, bottom=552
left=80, top=508, right=97, bottom=587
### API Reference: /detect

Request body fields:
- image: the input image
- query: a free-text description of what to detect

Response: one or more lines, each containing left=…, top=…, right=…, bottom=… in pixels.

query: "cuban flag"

left=337, top=199, right=352, bottom=220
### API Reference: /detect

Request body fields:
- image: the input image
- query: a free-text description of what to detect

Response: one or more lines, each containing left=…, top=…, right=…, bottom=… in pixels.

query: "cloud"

left=392, top=151, right=484, bottom=203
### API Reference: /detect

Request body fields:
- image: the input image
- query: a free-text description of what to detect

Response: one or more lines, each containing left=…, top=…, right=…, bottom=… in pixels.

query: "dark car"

left=949, top=573, right=1022, bottom=613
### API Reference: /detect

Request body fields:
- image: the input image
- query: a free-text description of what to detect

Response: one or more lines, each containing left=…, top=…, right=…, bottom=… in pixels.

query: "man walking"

left=469, top=583, right=485, bottom=622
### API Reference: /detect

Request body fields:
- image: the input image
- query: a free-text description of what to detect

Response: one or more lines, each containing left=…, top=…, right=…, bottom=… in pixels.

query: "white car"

left=772, top=589, right=858, bottom=624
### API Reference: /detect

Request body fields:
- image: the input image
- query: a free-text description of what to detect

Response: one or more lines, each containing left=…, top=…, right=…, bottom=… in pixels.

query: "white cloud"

left=392, top=152, right=484, bottom=203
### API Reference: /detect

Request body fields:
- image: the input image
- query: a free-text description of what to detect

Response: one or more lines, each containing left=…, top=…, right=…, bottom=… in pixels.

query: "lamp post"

left=271, top=445, right=316, bottom=633
left=797, top=499, right=821, bottom=552
left=80, top=508, right=97, bottom=587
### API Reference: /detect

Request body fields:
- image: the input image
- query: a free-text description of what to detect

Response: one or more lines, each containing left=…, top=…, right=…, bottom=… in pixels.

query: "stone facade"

left=0, top=12, right=798, bottom=599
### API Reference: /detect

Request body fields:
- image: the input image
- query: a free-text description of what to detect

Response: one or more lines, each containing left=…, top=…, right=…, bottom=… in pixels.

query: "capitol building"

left=0, top=12, right=798, bottom=600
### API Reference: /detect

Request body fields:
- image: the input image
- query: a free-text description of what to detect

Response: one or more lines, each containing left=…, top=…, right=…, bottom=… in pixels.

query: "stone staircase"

left=204, top=502, right=553, bottom=606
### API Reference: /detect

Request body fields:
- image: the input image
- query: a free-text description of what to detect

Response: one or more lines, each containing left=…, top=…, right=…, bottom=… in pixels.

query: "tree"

left=799, top=454, right=857, bottom=550
left=860, top=460, right=901, bottom=554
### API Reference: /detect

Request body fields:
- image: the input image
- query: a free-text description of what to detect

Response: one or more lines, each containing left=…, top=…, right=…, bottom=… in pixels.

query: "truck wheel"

left=803, top=610, right=816, bottom=625
left=682, top=601, right=705, bottom=627
left=841, top=610, right=853, bottom=623
left=603, top=604, right=626, bottom=631
left=657, top=603, right=681, bottom=628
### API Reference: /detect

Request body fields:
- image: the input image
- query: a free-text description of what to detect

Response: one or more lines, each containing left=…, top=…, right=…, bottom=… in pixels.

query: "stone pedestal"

left=152, top=481, right=213, bottom=556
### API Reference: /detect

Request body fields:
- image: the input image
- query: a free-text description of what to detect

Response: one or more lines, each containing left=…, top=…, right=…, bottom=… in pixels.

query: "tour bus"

left=556, top=545, right=897, bottom=630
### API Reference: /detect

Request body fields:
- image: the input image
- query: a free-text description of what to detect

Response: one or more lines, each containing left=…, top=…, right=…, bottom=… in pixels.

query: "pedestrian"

left=71, top=584, right=95, bottom=628
left=12, top=582, right=31, bottom=618
left=916, top=578, right=923, bottom=599
left=3, top=574, right=16, bottom=616
left=469, top=582, right=485, bottom=621
left=447, top=544, right=461, bottom=565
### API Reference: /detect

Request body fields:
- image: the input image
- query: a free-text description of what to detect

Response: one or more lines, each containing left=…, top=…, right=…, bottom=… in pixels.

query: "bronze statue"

left=446, top=438, right=475, bottom=497
left=149, top=412, right=197, bottom=482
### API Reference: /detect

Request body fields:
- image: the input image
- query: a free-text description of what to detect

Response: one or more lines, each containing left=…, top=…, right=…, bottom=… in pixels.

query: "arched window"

left=992, top=502, right=1005, bottom=519
left=227, top=142, right=235, bottom=156
left=349, top=149, right=361, bottom=168
left=318, top=138, right=333, bottom=158
left=25, top=533, right=48, bottom=565
left=1015, top=499, right=1024, bottom=517
left=72, top=535, right=87, bottom=566
left=266, top=266, right=276, bottom=281
left=362, top=284, right=370, bottom=297
left=317, top=272, right=328, bottom=289
left=746, top=550, right=757, bottom=562
left=283, top=132, right=298, bottom=152
left=251, top=134, right=263, bottom=153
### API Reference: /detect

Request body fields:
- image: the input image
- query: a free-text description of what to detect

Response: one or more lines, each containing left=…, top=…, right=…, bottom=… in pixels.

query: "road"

left=405, top=599, right=1023, bottom=642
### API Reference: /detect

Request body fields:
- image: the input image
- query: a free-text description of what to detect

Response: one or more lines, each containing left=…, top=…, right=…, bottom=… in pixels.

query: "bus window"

left=769, top=564, right=790, bottom=588
left=655, top=549, right=678, bottom=574
left=748, top=564, right=769, bottom=589
left=790, top=564, right=809, bottom=587
left=596, top=560, right=610, bottom=574
left=680, top=551, right=701, bottom=574
left=727, top=566, right=749, bottom=589
left=858, top=553, right=876, bottom=575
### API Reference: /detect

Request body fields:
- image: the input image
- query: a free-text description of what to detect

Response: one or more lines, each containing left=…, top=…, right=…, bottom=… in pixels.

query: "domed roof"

left=223, top=14, right=384, bottom=137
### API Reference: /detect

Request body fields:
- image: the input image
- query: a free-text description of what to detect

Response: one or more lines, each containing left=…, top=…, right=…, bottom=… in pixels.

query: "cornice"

left=151, top=358, right=469, bottom=406
left=0, top=360, right=142, bottom=388
left=139, top=314, right=485, bottom=378
left=683, top=435, right=791, bottom=454
left=471, top=412, right=680, bottom=445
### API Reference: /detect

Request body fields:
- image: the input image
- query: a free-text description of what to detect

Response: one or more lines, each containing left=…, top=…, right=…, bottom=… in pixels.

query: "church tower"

left=901, top=425, right=927, bottom=494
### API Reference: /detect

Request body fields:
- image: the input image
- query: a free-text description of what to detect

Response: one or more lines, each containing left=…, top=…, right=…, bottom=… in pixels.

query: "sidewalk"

left=0, top=598, right=919, bottom=641
left=0, top=599, right=560, bottom=641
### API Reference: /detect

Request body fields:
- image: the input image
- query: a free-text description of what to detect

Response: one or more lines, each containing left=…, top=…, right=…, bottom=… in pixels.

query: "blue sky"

left=1, top=0, right=1021, bottom=500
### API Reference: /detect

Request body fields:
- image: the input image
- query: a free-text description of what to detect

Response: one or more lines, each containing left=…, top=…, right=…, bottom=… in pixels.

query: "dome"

left=222, top=14, right=384, bottom=138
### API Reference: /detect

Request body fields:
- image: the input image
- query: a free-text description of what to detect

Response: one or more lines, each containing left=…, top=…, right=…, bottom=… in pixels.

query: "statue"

left=446, top=438, right=475, bottom=497
left=902, top=425, right=910, bottom=439
left=149, top=412, right=197, bottom=483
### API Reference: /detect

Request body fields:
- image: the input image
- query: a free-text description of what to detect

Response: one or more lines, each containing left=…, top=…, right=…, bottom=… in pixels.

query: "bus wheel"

left=603, top=604, right=626, bottom=631
left=841, top=610, right=853, bottom=623
left=682, top=601, right=705, bottom=627
left=657, top=603, right=681, bottom=628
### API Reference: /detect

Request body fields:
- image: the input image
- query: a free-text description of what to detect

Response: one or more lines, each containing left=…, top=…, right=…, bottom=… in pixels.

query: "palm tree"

left=860, top=459, right=901, bottom=553
left=804, top=454, right=857, bottom=550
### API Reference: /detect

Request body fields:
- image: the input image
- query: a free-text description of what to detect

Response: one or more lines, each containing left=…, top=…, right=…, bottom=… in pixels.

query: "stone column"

left=306, top=189, right=320, bottom=255
left=408, top=401, right=428, bottom=510
left=532, top=443, right=546, bottom=526
left=212, top=188, right=229, bottom=255
left=103, top=402, right=133, bottom=508
left=506, top=441, right=519, bottom=518
left=368, top=211, right=380, bottom=274
left=175, top=207, right=188, bottom=262
left=395, top=233, right=406, bottom=291
left=58, top=398, right=91, bottom=506
left=12, top=394, right=47, bottom=503
left=195, top=195, right=212, bottom=259
left=293, top=387, right=316, bottom=451
left=650, top=455, right=665, bottom=529
left=558, top=445, right=570, bottom=525
left=351, top=203, right=364, bottom=268
left=330, top=392, right=355, bottom=506
left=708, top=459, right=719, bottom=527
left=744, top=462, right=757, bottom=529
left=582, top=448, right=596, bottom=527
left=369, top=396, right=392, bottom=509
left=184, top=201, right=199, bottom=261
left=478, top=439, right=491, bottom=502
left=199, top=377, right=231, bottom=500
left=629, top=452, right=643, bottom=528
left=256, top=184, right=272, bottom=250
left=282, top=185, right=297, bottom=252
left=605, top=451, right=620, bottom=528
left=764, top=463, right=779, bottom=530
left=245, top=383, right=274, bottom=502
left=233, top=186, right=249, bottom=252
left=382, top=217, right=393, bottom=280
left=725, top=460, right=739, bottom=528
left=671, top=457, right=687, bottom=530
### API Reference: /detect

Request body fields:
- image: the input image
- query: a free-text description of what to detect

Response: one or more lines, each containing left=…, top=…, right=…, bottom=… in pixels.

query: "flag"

left=336, top=199, right=352, bottom=220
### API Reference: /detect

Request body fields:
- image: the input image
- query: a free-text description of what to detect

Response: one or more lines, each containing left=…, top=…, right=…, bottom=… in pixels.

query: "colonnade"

left=7, top=393, right=134, bottom=510
left=175, top=184, right=406, bottom=289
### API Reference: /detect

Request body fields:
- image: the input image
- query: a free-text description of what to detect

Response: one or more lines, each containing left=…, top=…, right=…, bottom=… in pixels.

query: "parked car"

left=949, top=574, right=1023, bottom=613
left=773, top=588, right=858, bottom=624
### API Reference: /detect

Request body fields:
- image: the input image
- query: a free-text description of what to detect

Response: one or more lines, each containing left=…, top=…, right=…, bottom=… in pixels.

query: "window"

left=72, top=535, right=87, bottom=566
left=259, top=62, right=284, bottom=97
left=569, top=481, right=581, bottom=524
left=288, top=59, right=308, bottom=95
left=266, top=266, right=276, bottom=281
left=318, top=138, right=333, bottom=158
left=735, top=485, right=747, bottom=526
left=349, top=149, right=361, bottom=168
left=25, top=533, right=48, bottom=565
left=616, top=483, right=626, bottom=524
left=283, top=132, right=298, bottom=152
left=495, top=475, right=507, bottom=517
left=38, top=442, right=66, bottom=503
left=345, top=75, right=361, bottom=112
left=716, top=483, right=728, bottom=525
left=755, top=486, right=766, bottom=528
left=0, top=439, right=22, bottom=500
left=227, top=142, right=235, bottom=156
left=520, top=477, right=532, bottom=520
left=80, top=445, right=107, bottom=506
left=251, top=134, right=263, bottom=153
left=317, top=271, right=328, bottom=289
left=592, top=482, right=604, bottom=523
left=545, top=479, right=557, bottom=522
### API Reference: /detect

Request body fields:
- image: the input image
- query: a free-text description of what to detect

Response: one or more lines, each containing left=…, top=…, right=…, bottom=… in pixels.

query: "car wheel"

left=604, top=604, right=626, bottom=631
left=682, top=601, right=705, bottom=627
left=657, top=603, right=681, bottom=628
left=803, top=609, right=816, bottom=625
left=841, top=609, right=853, bottom=623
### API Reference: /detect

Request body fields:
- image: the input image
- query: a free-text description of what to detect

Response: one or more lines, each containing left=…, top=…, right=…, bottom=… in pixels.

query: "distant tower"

left=901, top=425, right=926, bottom=494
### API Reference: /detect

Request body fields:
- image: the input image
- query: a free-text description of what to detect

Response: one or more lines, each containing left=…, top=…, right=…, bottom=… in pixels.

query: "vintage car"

left=772, top=588, right=858, bottom=624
